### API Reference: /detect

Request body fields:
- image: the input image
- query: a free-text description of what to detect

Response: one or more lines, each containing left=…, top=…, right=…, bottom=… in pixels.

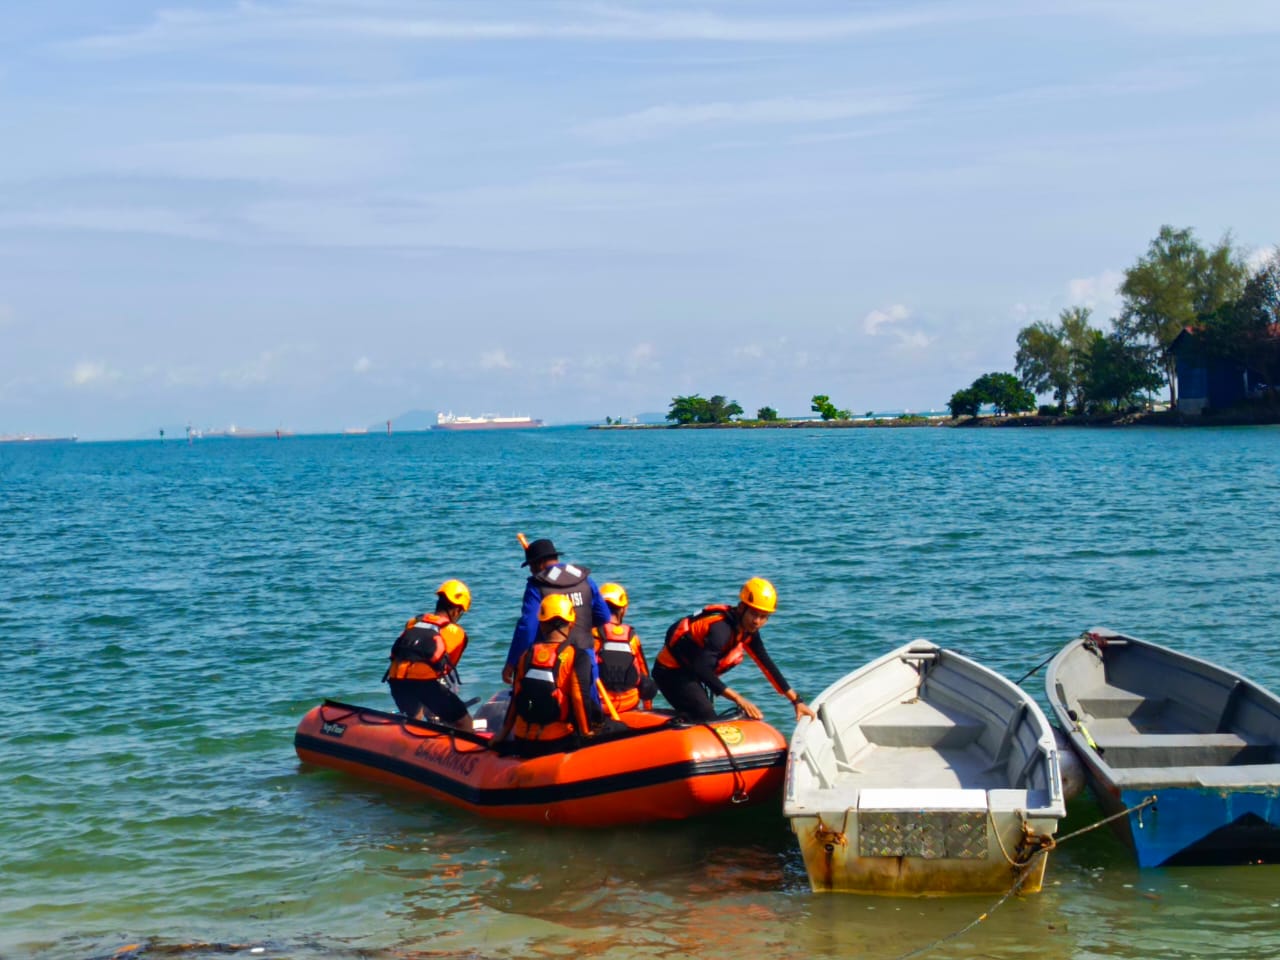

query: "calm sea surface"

left=3, top=426, right=1279, bottom=960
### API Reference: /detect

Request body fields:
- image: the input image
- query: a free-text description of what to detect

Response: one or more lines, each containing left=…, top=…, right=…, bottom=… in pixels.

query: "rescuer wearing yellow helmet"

left=492, top=593, right=598, bottom=756
left=593, top=582, right=658, bottom=713
left=385, top=579, right=475, bottom=730
left=652, top=577, right=817, bottom=723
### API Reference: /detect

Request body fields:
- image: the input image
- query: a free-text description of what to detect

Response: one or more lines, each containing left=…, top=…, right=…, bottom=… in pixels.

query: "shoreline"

left=592, top=409, right=1280, bottom=429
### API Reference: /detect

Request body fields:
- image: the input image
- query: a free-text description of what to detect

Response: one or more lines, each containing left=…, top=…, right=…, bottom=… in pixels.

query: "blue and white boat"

left=1046, top=627, right=1280, bottom=867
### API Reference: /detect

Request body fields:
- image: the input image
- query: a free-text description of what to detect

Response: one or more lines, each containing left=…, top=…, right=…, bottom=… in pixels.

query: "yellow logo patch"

left=714, top=724, right=744, bottom=745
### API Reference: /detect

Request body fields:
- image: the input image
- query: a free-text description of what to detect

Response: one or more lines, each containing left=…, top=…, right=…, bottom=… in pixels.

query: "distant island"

left=604, top=225, right=1279, bottom=431
left=592, top=408, right=1280, bottom=430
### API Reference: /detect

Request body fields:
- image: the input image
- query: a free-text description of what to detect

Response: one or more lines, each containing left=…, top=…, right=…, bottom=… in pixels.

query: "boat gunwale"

left=786, top=639, right=1064, bottom=814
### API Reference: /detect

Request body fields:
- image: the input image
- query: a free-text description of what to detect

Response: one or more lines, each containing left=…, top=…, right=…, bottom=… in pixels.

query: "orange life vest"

left=510, top=638, right=584, bottom=741
left=387, top=613, right=467, bottom=681
left=594, top=622, right=647, bottom=713
left=655, top=604, right=746, bottom=675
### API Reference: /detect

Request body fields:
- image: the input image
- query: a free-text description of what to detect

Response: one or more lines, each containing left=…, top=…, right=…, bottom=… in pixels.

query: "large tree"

left=810, top=394, right=851, bottom=420
left=1116, top=225, right=1249, bottom=406
left=1015, top=306, right=1099, bottom=414
left=1015, top=320, right=1070, bottom=411
left=972, top=372, right=1036, bottom=415
left=1081, top=332, right=1164, bottom=413
left=666, top=394, right=705, bottom=425
left=665, top=393, right=742, bottom=424
left=948, top=372, right=1034, bottom=417
left=1058, top=306, right=1097, bottom=413
left=705, top=395, right=743, bottom=423
left=947, top=387, right=981, bottom=418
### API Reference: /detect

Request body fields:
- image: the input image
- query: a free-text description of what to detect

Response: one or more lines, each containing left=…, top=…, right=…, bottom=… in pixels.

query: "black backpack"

left=390, top=620, right=445, bottom=667
left=514, top=640, right=571, bottom=725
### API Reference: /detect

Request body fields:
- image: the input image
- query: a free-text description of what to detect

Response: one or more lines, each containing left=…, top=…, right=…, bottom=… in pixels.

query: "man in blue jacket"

left=503, top=538, right=610, bottom=720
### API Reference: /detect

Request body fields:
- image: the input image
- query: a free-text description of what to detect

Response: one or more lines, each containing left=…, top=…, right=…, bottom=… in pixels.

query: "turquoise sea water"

left=3, top=426, right=1279, bottom=960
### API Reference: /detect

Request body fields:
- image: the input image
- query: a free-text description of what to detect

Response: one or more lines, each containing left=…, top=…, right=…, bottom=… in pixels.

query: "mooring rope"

left=887, top=794, right=1159, bottom=960
left=887, top=857, right=1042, bottom=960
left=1052, top=794, right=1158, bottom=845
left=1013, top=650, right=1057, bottom=685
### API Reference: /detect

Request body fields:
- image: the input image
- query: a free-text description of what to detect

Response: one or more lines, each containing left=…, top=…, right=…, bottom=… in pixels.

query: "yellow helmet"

left=739, top=577, right=777, bottom=614
left=436, top=579, right=471, bottom=612
left=599, top=582, right=628, bottom=609
left=538, top=593, right=577, bottom=625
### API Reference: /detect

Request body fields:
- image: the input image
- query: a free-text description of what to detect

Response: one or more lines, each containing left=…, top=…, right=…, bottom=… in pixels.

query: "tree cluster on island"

left=952, top=225, right=1278, bottom=419
left=665, top=393, right=853, bottom=424
left=665, top=394, right=744, bottom=424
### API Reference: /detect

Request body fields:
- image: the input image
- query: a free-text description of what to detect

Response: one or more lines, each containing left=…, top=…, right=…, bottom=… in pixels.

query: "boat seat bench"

left=858, top=701, right=985, bottom=749
left=1093, top=732, right=1275, bottom=768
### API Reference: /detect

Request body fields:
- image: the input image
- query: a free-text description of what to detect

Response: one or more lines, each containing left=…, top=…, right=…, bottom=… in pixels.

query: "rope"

left=1053, top=794, right=1157, bottom=845
left=887, top=795, right=1158, bottom=960
left=699, top=721, right=751, bottom=802
left=1013, top=650, right=1058, bottom=685
left=814, top=810, right=851, bottom=849
left=887, top=852, right=1044, bottom=960
left=988, top=811, right=1056, bottom=868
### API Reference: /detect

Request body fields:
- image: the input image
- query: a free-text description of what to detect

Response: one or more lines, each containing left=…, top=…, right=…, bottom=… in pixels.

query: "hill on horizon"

left=386, top=409, right=436, bottom=431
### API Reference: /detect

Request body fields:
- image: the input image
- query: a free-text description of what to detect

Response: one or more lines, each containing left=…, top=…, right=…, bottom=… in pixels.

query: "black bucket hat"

left=521, top=538, right=559, bottom=568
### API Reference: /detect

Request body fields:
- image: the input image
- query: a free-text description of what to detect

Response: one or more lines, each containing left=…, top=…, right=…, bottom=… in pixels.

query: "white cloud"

left=0, top=206, right=221, bottom=241
left=733, top=343, right=765, bottom=359
left=583, top=92, right=917, bottom=143
left=863, top=304, right=910, bottom=336
left=862, top=304, right=931, bottom=351
left=162, top=366, right=207, bottom=387
left=67, top=5, right=966, bottom=56
left=108, top=134, right=395, bottom=185
left=480, top=349, right=513, bottom=370
left=162, top=79, right=446, bottom=103
left=626, top=342, right=659, bottom=373
left=1247, top=245, right=1278, bottom=272
left=1067, top=270, right=1123, bottom=310
left=70, top=361, right=122, bottom=386
left=1076, top=1, right=1280, bottom=38
left=549, top=357, right=570, bottom=379
left=893, top=330, right=934, bottom=350
left=220, top=348, right=300, bottom=387
left=353, top=356, right=373, bottom=374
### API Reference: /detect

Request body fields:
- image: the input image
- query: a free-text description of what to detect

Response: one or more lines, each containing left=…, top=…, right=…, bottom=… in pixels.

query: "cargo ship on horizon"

left=434, top=412, right=544, bottom=431
left=0, top=434, right=77, bottom=444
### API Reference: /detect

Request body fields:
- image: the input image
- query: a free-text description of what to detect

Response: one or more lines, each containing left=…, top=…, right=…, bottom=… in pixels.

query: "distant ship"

left=0, top=434, right=77, bottom=444
left=200, top=426, right=293, bottom=439
left=434, top=412, right=544, bottom=431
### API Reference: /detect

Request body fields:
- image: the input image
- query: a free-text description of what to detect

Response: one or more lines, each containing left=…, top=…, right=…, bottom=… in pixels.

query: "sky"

left=1, top=1, right=1278, bottom=438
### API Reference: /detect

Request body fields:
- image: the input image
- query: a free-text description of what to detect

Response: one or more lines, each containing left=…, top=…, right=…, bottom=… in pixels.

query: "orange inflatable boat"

left=294, top=698, right=787, bottom=826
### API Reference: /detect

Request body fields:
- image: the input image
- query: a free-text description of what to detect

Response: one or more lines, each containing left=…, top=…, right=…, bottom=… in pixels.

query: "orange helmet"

left=599, top=582, right=629, bottom=609
left=436, top=579, right=471, bottom=612
left=739, top=577, right=777, bottom=614
left=538, top=593, right=576, bottom=625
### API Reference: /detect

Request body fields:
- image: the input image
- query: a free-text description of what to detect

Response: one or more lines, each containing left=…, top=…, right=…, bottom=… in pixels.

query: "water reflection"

left=352, top=788, right=1280, bottom=960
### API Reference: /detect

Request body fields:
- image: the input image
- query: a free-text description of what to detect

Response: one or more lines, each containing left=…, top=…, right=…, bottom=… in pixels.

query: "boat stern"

left=790, top=787, right=1057, bottom=895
